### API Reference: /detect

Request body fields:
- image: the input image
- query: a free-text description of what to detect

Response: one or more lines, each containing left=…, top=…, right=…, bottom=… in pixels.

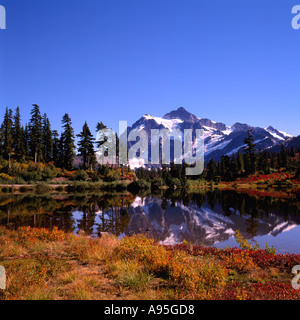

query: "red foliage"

left=218, top=282, right=300, bottom=300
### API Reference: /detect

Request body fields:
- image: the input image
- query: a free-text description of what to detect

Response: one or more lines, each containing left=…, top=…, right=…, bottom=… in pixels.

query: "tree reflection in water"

left=0, top=190, right=299, bottom=249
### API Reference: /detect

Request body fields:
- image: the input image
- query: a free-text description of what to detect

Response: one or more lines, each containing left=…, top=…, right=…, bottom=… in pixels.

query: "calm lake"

left=0, top=189, right=299, bottom=254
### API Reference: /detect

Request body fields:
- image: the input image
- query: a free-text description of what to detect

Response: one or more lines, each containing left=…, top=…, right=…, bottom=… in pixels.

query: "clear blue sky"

left=0, top=0, right=299, bottom=137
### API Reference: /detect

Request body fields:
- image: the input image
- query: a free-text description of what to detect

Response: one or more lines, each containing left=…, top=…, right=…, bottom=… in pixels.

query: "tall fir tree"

left=61, top=113, right=76, bottom=170
left=22, top=125, right=30, bottom=160
left=29, top=104, right=43, bottom=164
left=52, top=130, right=60, bottom=166
left=243, top=130, right=257, bottom=174
left=42, top=113, right=53, bottom=163
left=207, top=158, right=217, bottom=181
left=2, top=108, right=14, bottom=168
left=259, top=150, right=270, bottom=174
left=77, top=122, right=95, bottom=170
left=231, top=153, right=239, bottom=179
left=12, top=107, right=23, bottom=161
left=279, top=144, right=288, bottom=169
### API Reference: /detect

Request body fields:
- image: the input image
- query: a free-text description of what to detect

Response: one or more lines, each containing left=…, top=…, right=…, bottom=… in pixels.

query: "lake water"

left=0, top=189, right=299, bottom=254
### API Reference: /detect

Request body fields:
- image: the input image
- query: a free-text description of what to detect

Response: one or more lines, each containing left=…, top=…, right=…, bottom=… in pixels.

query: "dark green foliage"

left=103, top=171, right=120, bottom=182
left=52, top=130, right=60, bottom=167
left=12, top=107, right=24, bottom=161
left=207, top=159, right=217, bottom=181
left=42, top=113, right=53, bottom=163
left=71, top=170, right=89, bottom=181
left=60, top=114, right=76, bottom=170
left=77, top=122, right=95, bottom=170
left=151, top=177, right=163, bottom=191
left=243, top=130, right=257, bottom=174
left=29, top=104, right=43, bottom=163
left=279, top=144, right=288, bottom=169
left=2, top=108, right=14, bottom=167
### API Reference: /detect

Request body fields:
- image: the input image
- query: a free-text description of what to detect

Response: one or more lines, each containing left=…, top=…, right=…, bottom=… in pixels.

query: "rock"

left=98, top=232, right=110, bottom=238
left=78, top=230, right=85, bottom=236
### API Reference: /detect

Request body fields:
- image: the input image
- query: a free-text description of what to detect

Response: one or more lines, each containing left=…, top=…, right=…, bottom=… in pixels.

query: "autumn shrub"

left=4, top=261, right=47, bottom=299
left=0, top=173, right=14, bottom=182
left=220, top=249, right=257, bottom=274
left=16, top=226, right=67, bottom=244
left=4, top=253, right=68, bottom=300
left=114, top=234, right=170, bottom=277
left=197, top=260, right=228, bottom=290
left=113, top=235, right=227, bottom=294
left=0, top=236, right=24, bottom=259
left=67, top=234, right=119, bottom=263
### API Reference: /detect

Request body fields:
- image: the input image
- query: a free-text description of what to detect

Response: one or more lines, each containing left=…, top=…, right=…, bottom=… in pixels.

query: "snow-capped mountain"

left=127, top=107, right=294, bottom=163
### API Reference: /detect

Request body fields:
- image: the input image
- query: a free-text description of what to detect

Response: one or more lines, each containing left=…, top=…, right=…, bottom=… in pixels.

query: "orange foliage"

left=17, top=226, right=66, bottom=244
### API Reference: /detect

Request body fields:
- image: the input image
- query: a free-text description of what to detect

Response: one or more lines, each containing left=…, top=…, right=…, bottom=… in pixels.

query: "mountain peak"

left=231, top=122, right=252, bottom=132
left=163, top=107, right=199, bottom=122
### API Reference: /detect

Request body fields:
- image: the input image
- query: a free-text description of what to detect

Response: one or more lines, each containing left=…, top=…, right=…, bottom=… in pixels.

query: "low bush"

left=16, top=226, right=67, bottom=244
left=71, top=170, right=89, bottom=182
left=113, top=235, right=227, bottom=294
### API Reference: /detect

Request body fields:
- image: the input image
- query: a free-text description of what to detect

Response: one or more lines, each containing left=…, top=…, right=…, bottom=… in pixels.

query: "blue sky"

left=0, top=0, right=299, bottom=137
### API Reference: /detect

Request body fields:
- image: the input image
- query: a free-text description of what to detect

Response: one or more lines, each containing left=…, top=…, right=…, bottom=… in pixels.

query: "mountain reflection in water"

left=0, top=190, right=299, bottom=254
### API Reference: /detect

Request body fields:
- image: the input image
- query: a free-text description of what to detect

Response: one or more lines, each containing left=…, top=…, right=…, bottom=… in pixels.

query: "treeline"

left=0, top=104, right=102, bottom=170
left=136, top=130, right=300, bottom=184
left=206, top=130, right=300, bottom=182
left=1, top=106, right=299, bottom=186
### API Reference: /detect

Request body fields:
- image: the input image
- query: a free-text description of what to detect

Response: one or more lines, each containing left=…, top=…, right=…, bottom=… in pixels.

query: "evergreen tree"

left=0, top=122, right=4, bottom=158
left=220, top=155, right=232, bottom=180
left=61, top=113, right=76, bottom=170
left=259, top=150, right=270, bottom=174
left=279, top=144, right=288, bottom=169
left=207, top=158, right=217, bottom=181
left=42, top=113, right=53, bottom=163
left=29, top=104, right=43, bottom=163
left=290, top=146, right=296, bottom=158
left=231, top=153, right=239, bottom=179
left=2, top=107, right=14, bottom=168
left=22, top=125, right=30, bottom=160
left=243, top=130, right=257, bottom=174
left=13, top=107, right=23, bottom=161
left=52, top=130, right=60, bottom=166
left=77, top=122, right=95, bottom=170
